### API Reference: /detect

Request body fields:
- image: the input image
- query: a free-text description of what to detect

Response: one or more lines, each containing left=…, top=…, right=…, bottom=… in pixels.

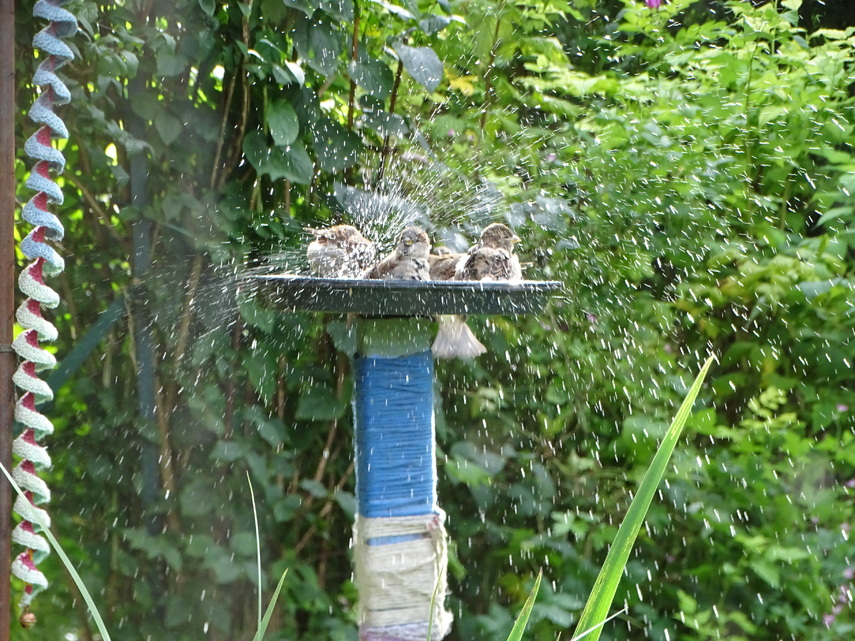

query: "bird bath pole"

left=252, top=275, right=560, bottom=640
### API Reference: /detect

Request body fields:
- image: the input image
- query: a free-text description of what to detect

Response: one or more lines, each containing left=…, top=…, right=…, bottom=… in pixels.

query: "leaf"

left=369, top=0, right=416, bottom=21
left=447, top=70, right=477, bottom=95
left=156, top=48, right=185, bottom=76
left=296, top=384, right=348, bottom=420
left=319, top=0, right=354, bottom=21
left=251, top=570, right=289, bottom=641
left=816, top=206, right=852, bottom=226
left=676, top=589, right=698, bottom=615
left=231, top=531, right=259, bottom=557
left=282, top=0, right=317, bottom=16
left=571, top=356, right=714, bottom=641
left=210, top=440, right=249, bottom=463
left=293, top=13, right=343, bottom=76
left=766, top=545, right=810, bottom=563
left=131, top=93, right=161, bottom=120
left=244, top=130, right=272, bottom=173
left=272, top=62, right=306, bottom=87
left=334, top=489, right=357, bottom=517
left=245, top=131, right=315, bottom=184
left=155, top=112, right=182, bottom=145
left=283, top=60, right=306, bottom=86
left=419, top=14, right=453, bottom=35
left=327, top=320, right=357, bottom=355
left=310, top=118, right=362, bottom=172
left=362, top=111, right=409, bottom=136
left=268, top=100, right=300, bottom=146
left=505, top=571, right=541, bottom=641
left=393, top=43, right=443, bottom=92
left=750, top=559, right=781, bottom=588
left=180, top=479, right=217, bottom=517
left=349, top=55, right=394, bottom=98
left=300, top=479, right=328, bottom=497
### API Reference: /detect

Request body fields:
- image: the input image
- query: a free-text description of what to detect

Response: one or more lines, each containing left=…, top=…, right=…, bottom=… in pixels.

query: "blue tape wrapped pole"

left=352, top=349, right=452, bottom=641
left=355, top=352, right=435, bottom=519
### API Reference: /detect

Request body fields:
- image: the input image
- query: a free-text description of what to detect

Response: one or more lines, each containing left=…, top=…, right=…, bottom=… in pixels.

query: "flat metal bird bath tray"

left=250, top=275, right=562, bottom=316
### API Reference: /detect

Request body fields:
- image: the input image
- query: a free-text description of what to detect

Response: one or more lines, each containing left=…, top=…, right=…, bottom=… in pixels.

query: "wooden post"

left=0, top=0, right=17, bottom=636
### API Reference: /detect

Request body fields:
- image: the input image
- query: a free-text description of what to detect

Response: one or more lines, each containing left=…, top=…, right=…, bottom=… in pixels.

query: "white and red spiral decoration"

left=11, top=0, right=76, bottom=608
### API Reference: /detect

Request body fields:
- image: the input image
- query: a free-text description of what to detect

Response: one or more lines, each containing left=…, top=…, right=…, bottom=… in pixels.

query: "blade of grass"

left=247, top=471, right=262, bottom=631
left=571, top=355, right=714, bottom=641
left=0, top=460, right=112, bottom=641
left=570, top=606, right=627, bottom=641
left=505, top=570, right=542, bottom=641
left=425, top=570, right=442, bottom=641
left=251, top=568, right=289, bottom=641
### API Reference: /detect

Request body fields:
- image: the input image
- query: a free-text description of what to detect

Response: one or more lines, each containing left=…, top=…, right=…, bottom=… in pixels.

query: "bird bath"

left=249, top=274, right=561, bottom=640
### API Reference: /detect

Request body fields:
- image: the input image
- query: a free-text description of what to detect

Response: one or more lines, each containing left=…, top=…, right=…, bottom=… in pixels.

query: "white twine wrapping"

left=354, top=512, right=453, bottom=640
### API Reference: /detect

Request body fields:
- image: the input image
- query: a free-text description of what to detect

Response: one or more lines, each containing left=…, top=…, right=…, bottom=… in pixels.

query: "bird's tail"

left=432, top=315, right=486, bottom=359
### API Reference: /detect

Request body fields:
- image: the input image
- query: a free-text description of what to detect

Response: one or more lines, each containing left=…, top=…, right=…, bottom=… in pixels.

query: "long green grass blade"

left=505, top=571, right=542, bottom=641
left=0, top=460, right=112, bottom=641
left=425, top=571, right=442, bottom=641
left=571, top=356, right=714, bottom=641
left=251, top=569, right=289, bottom=641
left=571, top=606, right=627, bottom=641
left=247, top=471, right=263, bottom=631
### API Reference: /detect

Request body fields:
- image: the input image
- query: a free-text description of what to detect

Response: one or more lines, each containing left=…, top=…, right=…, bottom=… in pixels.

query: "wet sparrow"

left=456, top=223, right=522, bottom=281
left=434, top=224, right=523, bottom=359
left=363, top=226, right=431, bottom=281
left=306, top=225, right=376, bottom=278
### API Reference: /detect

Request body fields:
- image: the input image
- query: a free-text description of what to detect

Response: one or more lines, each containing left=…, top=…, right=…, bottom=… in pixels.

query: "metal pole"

left=0, top=0, right=17, bottom=636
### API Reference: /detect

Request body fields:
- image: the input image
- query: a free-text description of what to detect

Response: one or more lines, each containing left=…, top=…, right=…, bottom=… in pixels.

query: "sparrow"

left=306, top=225, right=376, bottom=278
left=455, top=246, right=514, bottom=281
left=433, top=224, right=523, bottom=359
left=363, top=226, right=431, bottom=281
left=455, top=222, right=522, bottom=281
left=428, top=246, right=465, bottom=281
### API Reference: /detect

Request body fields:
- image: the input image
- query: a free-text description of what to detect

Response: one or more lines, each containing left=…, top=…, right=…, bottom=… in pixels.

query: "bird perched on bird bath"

left=433, top=223, right=523, bottom=359
left=455, top=222, right=522, bottom=281
left=363, top=226, right=431, bottom=281
left=306, top=224, right=376, bottom=278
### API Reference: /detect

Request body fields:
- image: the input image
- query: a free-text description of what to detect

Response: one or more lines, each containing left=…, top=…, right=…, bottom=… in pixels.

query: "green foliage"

left=10, top=0, right=855, bottom=640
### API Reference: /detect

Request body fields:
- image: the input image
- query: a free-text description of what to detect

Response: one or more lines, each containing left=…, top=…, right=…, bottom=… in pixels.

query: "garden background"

left=9, top=0, right=855, bottom=639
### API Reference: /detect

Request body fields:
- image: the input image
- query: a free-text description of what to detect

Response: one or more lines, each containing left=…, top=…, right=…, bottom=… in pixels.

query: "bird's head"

left=397, top=227, right=431, bottom=257
left=306, top=225, right=361, bottom=244
left=480, top=223, right=520, bottom=252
